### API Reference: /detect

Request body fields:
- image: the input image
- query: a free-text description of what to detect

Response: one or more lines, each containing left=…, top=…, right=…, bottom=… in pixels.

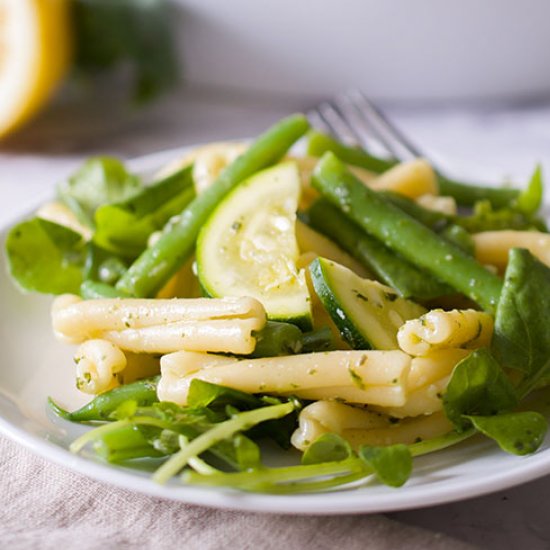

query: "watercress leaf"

left=301, top=433, right=353, bottom=465
left=233, top=434, right=262, bottom=470
left=187, top=380, right=264, bottom=410
left=5, top=218, right=86, bottom=294
left=516, top=164, right=544, bottom=215
left=94, top=166, right=195, bottom=257
left=466, top=412, right=547, bottom=456
left=493, top=248, right=550, bottom=386
left=443, top=348, right=517, bottom=431
left=359, top=444, right=412, bottom=488
left=58, top=157, right=142, bottom=227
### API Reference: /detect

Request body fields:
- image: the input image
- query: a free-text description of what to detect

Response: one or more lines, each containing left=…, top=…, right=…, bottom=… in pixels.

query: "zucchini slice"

left=197, top=161, right=312, bottom=329
left=309, top=257, right=426, bottom=349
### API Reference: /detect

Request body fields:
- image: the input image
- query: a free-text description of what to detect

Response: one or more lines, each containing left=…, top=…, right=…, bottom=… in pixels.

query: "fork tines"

left=309, top=90, right=427, bottom=163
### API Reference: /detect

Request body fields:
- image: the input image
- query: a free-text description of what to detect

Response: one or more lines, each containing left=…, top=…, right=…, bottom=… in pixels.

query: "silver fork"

left=308, top=89, right=442, bottom=172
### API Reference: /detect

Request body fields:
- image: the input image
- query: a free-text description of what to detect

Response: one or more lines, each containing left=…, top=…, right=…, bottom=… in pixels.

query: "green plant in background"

left=72, top=0, right=179, bottom=103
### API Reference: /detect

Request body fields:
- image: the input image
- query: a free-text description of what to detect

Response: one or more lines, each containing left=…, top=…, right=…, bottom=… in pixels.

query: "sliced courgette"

left=197, top=161, right=312, bottom=329
left=309, top=257, right=426, bottom=349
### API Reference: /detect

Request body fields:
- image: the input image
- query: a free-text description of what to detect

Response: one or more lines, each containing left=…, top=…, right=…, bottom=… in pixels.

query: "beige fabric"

left=0, top=436, right=474, bottom=550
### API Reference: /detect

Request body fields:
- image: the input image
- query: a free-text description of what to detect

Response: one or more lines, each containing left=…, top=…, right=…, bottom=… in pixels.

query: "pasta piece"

left=74, top=339, right=127, bottom=395
left=291, top=400, right=453, bottom=450
left=473, top=230, right=550, bottom=271
left=397, top=309, right=493, bottom=356
left=406, top=348, right=471, bottom=391
left=370, top=159, right=438, bottom=199
left=157, top=350, right=411, bottom=407
left=158, top=351, right=236, bottom=404
left=416, top=194, right=457, bottom=216
left=36, top=201, right=93, bottom=240
left=373, top=349, right=470, bottom=418
left=52, top=295, right=266, bottom=354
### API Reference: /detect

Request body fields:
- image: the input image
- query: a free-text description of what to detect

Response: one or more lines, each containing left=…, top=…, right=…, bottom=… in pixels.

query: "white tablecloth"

left=2, top=86, right=550, bottom=549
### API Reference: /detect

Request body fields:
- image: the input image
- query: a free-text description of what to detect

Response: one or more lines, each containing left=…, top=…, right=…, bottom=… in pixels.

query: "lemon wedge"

left=0, top=0, right=72, bottom=137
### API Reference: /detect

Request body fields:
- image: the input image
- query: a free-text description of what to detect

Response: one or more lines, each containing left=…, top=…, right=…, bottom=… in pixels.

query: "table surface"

left=2, top=85, right=550, bottom=549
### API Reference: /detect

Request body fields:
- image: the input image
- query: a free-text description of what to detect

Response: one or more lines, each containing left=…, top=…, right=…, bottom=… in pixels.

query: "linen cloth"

left=0, top=435, right=473, bottom=550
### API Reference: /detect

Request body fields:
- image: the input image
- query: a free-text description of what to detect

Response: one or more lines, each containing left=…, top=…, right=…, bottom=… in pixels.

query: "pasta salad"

left=5, top=114, right=550, bottom=492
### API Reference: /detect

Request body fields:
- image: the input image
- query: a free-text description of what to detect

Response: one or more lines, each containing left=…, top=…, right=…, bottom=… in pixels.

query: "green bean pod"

left=116, top=115, right=310, bottom=297
left=312, top=153, right=503, bottom=312
left=307, top=131, right=520, bottom=208
left=250, top=321, right=303, bottom=357
left=307, top=199, right=452, bottom=300
left=49, top=376, right=159, bottom=422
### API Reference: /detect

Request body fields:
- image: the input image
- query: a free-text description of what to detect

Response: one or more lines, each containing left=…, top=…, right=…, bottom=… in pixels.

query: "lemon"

left=0, top=0, right=72, bottom=137
left=197, top=161, right=313, bottom=330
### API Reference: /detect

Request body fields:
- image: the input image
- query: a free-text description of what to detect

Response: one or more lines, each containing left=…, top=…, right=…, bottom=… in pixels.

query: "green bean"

left=307, top=131, right=520, bottom=208
left=300, top=327, right=335, bottom=353
left=312, top=153, right=503, bottom=312
left=116, top=115, right=310, bottom=297
left=250, top=321, right=303, bottom=357
left=380, top=191, right=449, bottom=230
left=80, top=280, right=125, bottom=299
left=439, top=224, right=475, bottom=255
left=308, top=199, right=452, bottom=300
left=49, top=376, right=159, bottom=421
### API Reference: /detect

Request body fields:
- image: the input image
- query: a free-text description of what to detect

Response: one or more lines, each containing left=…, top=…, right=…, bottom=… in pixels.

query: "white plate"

left=2, top=147, right=550, bottom=515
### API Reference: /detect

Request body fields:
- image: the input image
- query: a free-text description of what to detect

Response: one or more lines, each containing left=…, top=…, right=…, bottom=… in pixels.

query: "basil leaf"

left=359, top=444, right=412, bottom=488
left=467, top=412, right=547, bottom=455
left=443, top=348, right=517, bottom=431
left=58, top=157, right=142, bottom=228
left=94, top=166, right=195, bottom=257
left=5, top=218, right=86, bottom=294
left=493, top=248, right=550, bottom=388
left=516, top=164, right=544, bottom=215
left=301, top=433, right=353, bottom=465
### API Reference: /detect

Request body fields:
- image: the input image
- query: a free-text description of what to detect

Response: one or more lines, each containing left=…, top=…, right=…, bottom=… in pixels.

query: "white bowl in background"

left=176, top=0, right=550, bottom=103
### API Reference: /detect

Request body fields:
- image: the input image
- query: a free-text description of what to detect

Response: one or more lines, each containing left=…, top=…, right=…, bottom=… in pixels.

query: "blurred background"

left=2, top=1, right=550, bottom=548
left=1, top=0, right=550, bottom=184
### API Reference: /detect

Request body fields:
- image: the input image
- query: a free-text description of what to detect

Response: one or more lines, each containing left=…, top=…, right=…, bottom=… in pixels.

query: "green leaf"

left=72, top=0, right=179, bottom=103
left=359, top=444, right=412, bottom=488
left=301, top=433, right=353, bottom=465
left=94, top=166, right=195, bottom=257
left=493, top=248, right=550, bottom=388
left=454, top=199, right=547, bottom=233
left=443, top=348, right=517, bottom=431
left=83, top=242, right=129, bottom=285
left=187, top=380, right=264, bottom=410
left=233, top=434, right=262, bottom=470
left=516, top=164, right=544, bottom=215
left=58, top=157, right=142, bottom=227
left=467, top=412, right=547, bottom=455
left=5, top=218, right=86, bottom=294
